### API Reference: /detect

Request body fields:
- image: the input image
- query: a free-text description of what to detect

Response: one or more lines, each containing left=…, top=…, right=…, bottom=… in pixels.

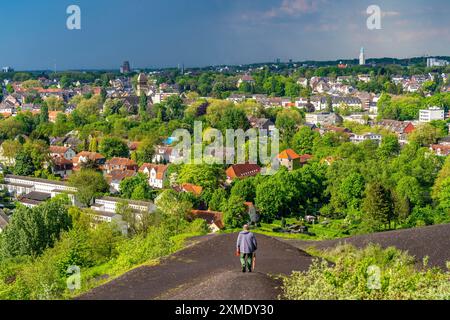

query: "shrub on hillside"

left=282, top=244, right=450, bottom=300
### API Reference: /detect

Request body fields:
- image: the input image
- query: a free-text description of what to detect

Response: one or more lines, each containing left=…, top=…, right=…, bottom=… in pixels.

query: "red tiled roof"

left=299, top=154, right=313, bottom=163
left=106, top=170, right=136, bottom=182
left=182, top=183, right=203, bottom=196
left=49, top=146, right=69, bottom=154
left=106, top=157, right=136, bottom=167
left=226, top=164, right=261, bottom=179
left=139, top=163, right=168, bottom=179
left=190, top=210, right=224, bottom=229
left=73, top=151, right=105, bottom=163
left=277, top=149, right=301, bottom=160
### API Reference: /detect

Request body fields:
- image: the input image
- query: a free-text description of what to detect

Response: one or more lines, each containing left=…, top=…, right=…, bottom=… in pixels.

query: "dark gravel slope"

left=283, top=223, right=450, bottom=268
left=78, top=233, right=313, bottom=300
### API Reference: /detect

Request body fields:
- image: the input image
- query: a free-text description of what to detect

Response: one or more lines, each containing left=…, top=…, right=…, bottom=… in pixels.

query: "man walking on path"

left=236, top=224, right=257, bottom=272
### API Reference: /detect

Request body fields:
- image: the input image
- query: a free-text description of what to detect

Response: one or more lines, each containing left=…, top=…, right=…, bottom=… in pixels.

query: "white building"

left=139, top=164, right=168, bottom=189
left=359, top=47, right=366, bottom=65
left=419, top=107, right=445, bottom=123
left=91, top=196, right=156, bottom=214
left=0, top=175, right=78, bottom=208
left=305, top=112, right=343, bottom=126
left=427, top=58, right=449, bottom=68
left=350, top=133, right=382, bottom=144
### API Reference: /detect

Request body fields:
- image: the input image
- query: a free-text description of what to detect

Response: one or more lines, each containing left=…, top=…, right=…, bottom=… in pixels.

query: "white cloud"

left=264, top=0, right=325, bottom=18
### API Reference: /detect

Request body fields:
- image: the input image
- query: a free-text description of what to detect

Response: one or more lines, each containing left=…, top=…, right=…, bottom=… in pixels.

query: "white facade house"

left=419, top=107, right=445, bottom=123
left=139, top=164, right=168, bottom=189
left=350, top=133, right=382, bottom=144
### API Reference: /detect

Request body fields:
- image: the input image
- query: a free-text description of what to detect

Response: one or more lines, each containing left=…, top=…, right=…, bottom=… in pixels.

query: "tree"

left=432, top=157, right=450, bottom=204
left=377, top=134, right=400, bottom=159
left=68, top=169, right=109, bottom=207
left=23, top=139, right=50, bottom=172
left=208, top=188, right=228, bottom=211
left=155, top=190, right=192, bottom=233
left=222, top=195, right=247, bottom=228
left=1, top=139, right=23, bottom=166
left=161, top=96, right=185, bottom=121
left=362, top=181, right=394, bottom=230
left=119, top=173, right=153, bottom=200
left=409, top=123, right=443, bottom=146
left=435, top=177, right=450, bottom=210
left=14, top=151, right=35, bottom=176
left=275, top=109, right=302, bottom=143
left=39, top=104, right=49, bottom=123
left=220, top=107, right=250, bottom=131
left=99, top=137, right=129, bottom=159
left=326, top=96, right=333, bottom=112
left=230, top=177, right=256, bottom=203
left=178, top=164, right=225, bottom=190
left=136, top=137, right=159, bottom=164
left=333, top=172, right=365, bottom=214
left=2, top=195, right=72, bottom=257
left=139, top=94, right=149, bottom=121
left=6, top=83, right=14, bottom=94
left=255, top=169, right=299, bottom=221
left=291, top=126, right=320, bottom=155
left=89, top=138, right=98, bottom=152
left=115, top=201, right=151, bottom=235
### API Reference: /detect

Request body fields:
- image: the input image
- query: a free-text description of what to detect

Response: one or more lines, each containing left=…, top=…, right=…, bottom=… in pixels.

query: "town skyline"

left=0, top=0, right=449, bottom=70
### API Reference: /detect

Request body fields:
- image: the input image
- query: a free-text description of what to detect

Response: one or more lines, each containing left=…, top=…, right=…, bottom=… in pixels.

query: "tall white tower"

left=359, top=47, right=366, bottom=65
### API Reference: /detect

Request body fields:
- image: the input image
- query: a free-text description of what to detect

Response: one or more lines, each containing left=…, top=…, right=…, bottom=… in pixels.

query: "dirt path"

left=79, top=224, right=450, bottom=300
left=78, top=233, right=313, bottom=300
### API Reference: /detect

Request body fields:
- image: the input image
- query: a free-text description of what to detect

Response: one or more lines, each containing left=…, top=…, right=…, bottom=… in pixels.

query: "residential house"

left=226, top=164, right=261, bottom=184
left=49, top=146, right=76, bottom=160
left=128, top=141, right=141, bottom=153
left=277, top=149, right=301, bottom=171
left=180, top=183, right=203, bottom=196
left=104, top=157, right=138, bottom=174
left=437, top=136, right=450, bottom=146
left=377, top=120, right=415, bottom=142
left=237, top=74, right=255, bottom=88
left=297, top=77, right=308, bottom=87
left=189, top=210, right=224, bottom=233
left=51, top=157, right=73, bottom=178
left=153, top=146, right=184, bottom=164
left=305, top=112, right=343, bottom=127
left=72, top=151, right=106, bottom=170
left=227, top=93, right=249, bottom=103
left=349, top=133, right=382, bottom=144
left=139, top=163, right=168, bottom=189
left=106, top=170, right=136, bottom=193
left=430, top=144, right=450, bottom=156
left=342, top=113, right=369, bottom=125
left=247, top=116, right=275, bottom=131
left=316, top=96, right=362, bottom=111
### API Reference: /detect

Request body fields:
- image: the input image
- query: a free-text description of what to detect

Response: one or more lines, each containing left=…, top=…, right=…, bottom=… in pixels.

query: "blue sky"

left=0, top=0, right=449, bottom=70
